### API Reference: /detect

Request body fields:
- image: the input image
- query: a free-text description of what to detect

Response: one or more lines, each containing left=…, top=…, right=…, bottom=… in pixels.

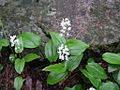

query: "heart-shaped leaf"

left=19, top=32, right=41, bottom=48
left=42, top=63, right=66, bottom=73
left=99, top=82, right=119, bottom=90
left=47, top=71, right=68, bottom=85
left=0, top=39, right=9, bottom=47
left=23, top=53, right=40, bottom=62
left=14, top=76, right=25, bottom=90
left=102, top=52, right=120, bottom=64
left=66, top=39, right=89, bottom=55
left=65, top=54, right=83, bottom=71
left=15, top=58, right=25, bottom=74
left=86, top=62, right=107, bottom=79
left=81, top=69, right=101, bottom=88
left=45, top=40, right=58, bottom=62
left=50, top=32, right=66, bottom=47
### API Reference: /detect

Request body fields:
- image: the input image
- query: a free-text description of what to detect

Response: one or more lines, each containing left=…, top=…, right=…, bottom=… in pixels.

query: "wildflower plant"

left=9, top=32, right=41, bottom=90
left=43, top=32, right=89, bottom=85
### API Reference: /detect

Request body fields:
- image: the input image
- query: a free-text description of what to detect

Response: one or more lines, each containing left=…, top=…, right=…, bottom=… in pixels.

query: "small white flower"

left=60, top=33, right=63, bottom=37
left=87, top=87, right=96, bottom=90
left=67, top=27, right=71, bottom=31
left=60, top=18, right=71, bottom=37
left=10, top=35, right=16, bottom=47
left=65, top=54, right=68, bottom=60
left=60, top=29, right=66, bottom=33
left=58, top=44, right=70, bottom=61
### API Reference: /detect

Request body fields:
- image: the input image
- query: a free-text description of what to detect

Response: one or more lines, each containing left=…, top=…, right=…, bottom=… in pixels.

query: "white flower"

left=87, top=87, right=96, bottom=90
left=60, top=18, right=71, bottom=37
left=10, top=35, right=16, bottom=47
left=58, top=44, right=70, bottom=61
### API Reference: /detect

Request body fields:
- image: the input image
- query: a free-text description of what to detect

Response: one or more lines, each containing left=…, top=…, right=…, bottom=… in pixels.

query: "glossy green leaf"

left=0, top=39, right=9, bottom=50
left=99, top=82, right=119, bottom=90
left=42, top=63, right=66, bottom=73
left=23, top=53, right=40, bottom=62
left=0, top=39, right=9, bottom=47
left=108, top=64, right=120, bottom=73
left=64, top=84, right=82, bottom=90
left=86, top=62, right=107, bottom=79
left=102, top=52, right=120, bottom=64
left=47, top=71, right=68, bottom=85
left=14, top=76, right=24, bottom=90
left=19, top=32, right=41, bottom=48
left=45, top=40, right=58, bottom=62
left=50, top=32, right=66, bottom=47
left=15, top=58, right=25, bottom=74
left=9, top=54, right=17, bottom=63
left=65, top=54, right=83, bottom=71
left=66, top=39, right=89, bottom=55
left=117, top=71, right=120, bottom=85
left=15, top=37, right=24, bottom=53
left=81, top=69, right=101, bottom=88
left=112, top=72, right=120, bottom=85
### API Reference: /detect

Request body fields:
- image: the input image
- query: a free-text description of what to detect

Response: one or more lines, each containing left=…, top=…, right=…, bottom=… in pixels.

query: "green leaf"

left=9, top=54, right=17, bottom=63
left=108, top=64, right=120, bottom=73
left=99, top=82, right=119, bottom=90
left=66, top=39, right=89, bottom=55
left=0, top=42, right=2, bottom=51
left=23, top=53, right=39, bottom=62
left=86, top=62, right=107, bottom=79
left=19, top=32, right=41, bottom=48
left=15, top=58, right=25, bottom=74
left=50, top=32, right=66, bottom=47
left=0, top=39, right=9, bottom=50
left=47, top=71, right=68, bottom=85
left=112, top=72, right=120, bottom=85
left=42, top=63, right=66, bottom=73
left=0, top=39, right=9, bottom=47
left=14, top=76, right=24, bottom=90
left=117, top=71, right=120, bottom=85
left=64, top=84, right=82, bottom=90
left=102, top=52, right=120, bottom=64
left=45, top=40, right=58, bottom=62
left=15, top=37, right=24, bottom=53
left=65, top=54, right=83, bottom=71
left=81, top=69, right=101, bottom=88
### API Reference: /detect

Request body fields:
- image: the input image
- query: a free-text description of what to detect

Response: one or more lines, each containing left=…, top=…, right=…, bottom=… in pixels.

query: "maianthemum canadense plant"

left=42, top=32, right=89, bottom=85
left=0, top=31, right=41, bottom=90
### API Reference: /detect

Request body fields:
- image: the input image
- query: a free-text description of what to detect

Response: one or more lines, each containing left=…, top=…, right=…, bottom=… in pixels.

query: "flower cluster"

left=58, top=44, right=70, bottom=61
left=60, top=18, right=71, bottom=37
left=10, top=35, right=20, bottom=47
left=87, top=87, right=96, bottom=90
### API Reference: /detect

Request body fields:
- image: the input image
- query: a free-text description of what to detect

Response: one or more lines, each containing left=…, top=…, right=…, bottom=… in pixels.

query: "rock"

left=0, top=0, right=120, bottom=46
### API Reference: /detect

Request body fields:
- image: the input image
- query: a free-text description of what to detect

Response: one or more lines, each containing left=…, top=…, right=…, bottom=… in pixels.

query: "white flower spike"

left=87, top=87, right=96, bottom=90
left=58, top=44, right=70, bottom=61
left=10, top=35, right=16, bottom=47
left=60, top=18, right=71, bottom=37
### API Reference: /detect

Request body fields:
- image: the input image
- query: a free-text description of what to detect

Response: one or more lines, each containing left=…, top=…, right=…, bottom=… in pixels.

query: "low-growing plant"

left=0, top=31, right=41, bottom=90
left=42, top=32, right=89, bottom=85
